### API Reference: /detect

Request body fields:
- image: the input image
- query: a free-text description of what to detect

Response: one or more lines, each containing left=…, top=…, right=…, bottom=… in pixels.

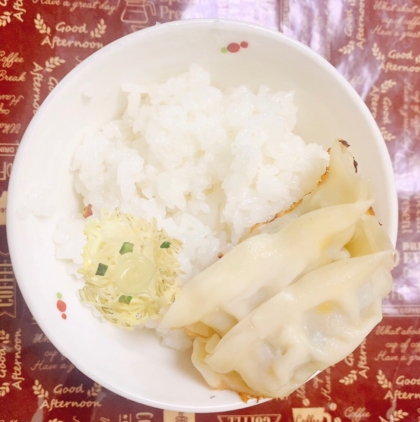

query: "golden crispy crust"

left=250, top=154, right=331, bottom=234
left=238, top=392, right=264, bottom=403
left=249, top=139, right=371, bottom=235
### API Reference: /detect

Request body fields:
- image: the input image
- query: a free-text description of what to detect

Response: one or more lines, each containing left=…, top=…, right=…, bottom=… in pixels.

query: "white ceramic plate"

left=7, top=19, right=398, bottom=412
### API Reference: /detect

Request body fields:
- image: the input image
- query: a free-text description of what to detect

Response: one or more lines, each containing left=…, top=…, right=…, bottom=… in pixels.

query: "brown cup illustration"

left=292, top=407, right=332, bottom=422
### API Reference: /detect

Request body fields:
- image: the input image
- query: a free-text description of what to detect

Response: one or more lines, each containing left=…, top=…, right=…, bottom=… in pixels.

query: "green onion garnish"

left=160, top=241, right=171, bottom=249
left=119, top=242, right=134, bottom=255
left=96, top=263, right=108, bottom=276
left=118, top=295, right=133, bottom=304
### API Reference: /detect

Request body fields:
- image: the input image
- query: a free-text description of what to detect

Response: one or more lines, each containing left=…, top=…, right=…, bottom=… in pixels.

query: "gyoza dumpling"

left=192, top=250, right=393, bottom=398
left=160, top=141, right=381, bottom=334
left=160, top=200, right=372, bottom=332
left=158, top=139, right=394, bottom=399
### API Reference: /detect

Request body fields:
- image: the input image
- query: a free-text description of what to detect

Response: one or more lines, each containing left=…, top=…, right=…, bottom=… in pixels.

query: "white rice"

left=69, top=64, right=329, bottom=280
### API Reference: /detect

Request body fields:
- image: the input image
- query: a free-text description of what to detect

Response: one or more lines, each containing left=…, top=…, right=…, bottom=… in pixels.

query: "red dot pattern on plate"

left=56, top=292, right=67, bottom=319
left=57, top=299, right=66, bottom=312
left=227, top=43, right=241, bottom=53
left=222, top=41, right=249, bottom=53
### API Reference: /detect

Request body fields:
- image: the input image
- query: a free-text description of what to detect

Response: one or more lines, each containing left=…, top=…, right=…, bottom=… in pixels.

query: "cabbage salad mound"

left=78, top=210, right=182, bottom=330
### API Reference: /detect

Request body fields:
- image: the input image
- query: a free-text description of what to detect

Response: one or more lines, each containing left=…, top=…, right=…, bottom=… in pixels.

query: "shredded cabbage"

left=78, top=209, right=182, bottom=330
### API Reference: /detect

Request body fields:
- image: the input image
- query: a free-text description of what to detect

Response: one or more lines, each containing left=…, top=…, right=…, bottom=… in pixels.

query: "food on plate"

left=78, top=210, right=182, bottom=329
left=71, top=64, right=328, bottom=282
left=159, top=140, right=394, bottom=399
left=64, top=64, right=393, bottom=400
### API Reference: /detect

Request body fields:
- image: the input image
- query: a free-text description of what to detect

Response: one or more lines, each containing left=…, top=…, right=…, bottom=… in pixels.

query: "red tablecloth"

left=1, top=1, right=418, bottom=421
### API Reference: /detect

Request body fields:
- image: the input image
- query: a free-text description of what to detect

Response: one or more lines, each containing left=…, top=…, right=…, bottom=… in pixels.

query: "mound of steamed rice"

left=63, top=64, right=328, bottom=281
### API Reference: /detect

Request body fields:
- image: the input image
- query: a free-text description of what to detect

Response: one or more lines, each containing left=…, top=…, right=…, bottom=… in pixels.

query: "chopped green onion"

left=95, top=263, right=108, bottom=276
left=118, top=295, right=133, bottom=304
left=160, top=241, right=171, bottom=249
left=119, top=242, right=134, bottom=255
